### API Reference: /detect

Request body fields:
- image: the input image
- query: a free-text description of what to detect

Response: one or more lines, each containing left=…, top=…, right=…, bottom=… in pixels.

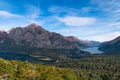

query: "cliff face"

left=0, top=31, right=8, bottom=41
left=8, top=23, right=79, bottom=49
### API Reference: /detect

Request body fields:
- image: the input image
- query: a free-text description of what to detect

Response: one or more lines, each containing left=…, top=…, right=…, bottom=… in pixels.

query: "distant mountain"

left=99, top=36, right=120, bottom=53
left=64, top=36, right=100, bottom=48
left=87, top=41, right=100, bottom=47
left=64, top=36, right=90, bottom=48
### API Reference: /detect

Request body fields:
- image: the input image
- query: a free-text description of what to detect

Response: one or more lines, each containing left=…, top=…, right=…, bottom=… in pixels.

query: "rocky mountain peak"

left=25, top=23, right=46, bottom=32
left=7, top=24, right=81, bottom=49
left=28, top=23, right=39, bottom=26
left=26, top=23, right=40, bottom=28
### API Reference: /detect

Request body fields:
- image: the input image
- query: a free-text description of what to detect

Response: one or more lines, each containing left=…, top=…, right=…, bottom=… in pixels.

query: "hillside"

left=99, top=36, right=120, bottom=53
left=0, top=54, right=120, bottom=80
left=0, top=58, right=79, bottom=80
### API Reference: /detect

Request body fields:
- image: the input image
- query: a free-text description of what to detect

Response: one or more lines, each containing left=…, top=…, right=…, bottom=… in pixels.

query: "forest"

left=0, top=54, right=119, bottom=80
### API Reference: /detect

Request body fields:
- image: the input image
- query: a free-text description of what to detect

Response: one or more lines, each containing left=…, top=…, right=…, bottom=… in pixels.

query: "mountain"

left=0, top=31, right=8, bottom=41
left=99, top=36, right=120, bottom=53
left=64, top=36, right=90, bottom=48
left=8, top=23, right=80, bottom=49
left=0, top=24, right=97, bottom=50
left=64, top=36, right=101, bottom=48
left=87, top=41, right=100, bottom=47
left=64, top=36, right=80, bottom=42
left=0, top=23, right=90, bottom=61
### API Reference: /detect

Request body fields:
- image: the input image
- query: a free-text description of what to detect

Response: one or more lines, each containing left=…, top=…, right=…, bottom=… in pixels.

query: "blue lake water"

left=81, top=47, right=104, bottom=54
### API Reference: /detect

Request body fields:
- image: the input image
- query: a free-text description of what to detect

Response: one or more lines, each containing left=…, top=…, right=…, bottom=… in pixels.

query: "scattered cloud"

left=54, top=20, right=120, bottom=42
left=0, top=0, right=119, bottom=42
left=0, top=4, right=42, bottom=31
left=49, top=6, right=78, bottom=16
left=80, top=7, right=91, bottom=13
left=90, top=0, right=120, bottom=20
left=86, top=31, right=120, bottom=42
left=57, top=16, right=96, bottom=27
left=49, top=6, right=91, bottom=16
left=0, top=11, right=22, bottom=18
left=91, top=0, right=120, bottom=12
left=25, top=4, right=41, bottom=20
left=114, top=9, right=120, bottom=13
left=0, top=10, right=40, bottom=31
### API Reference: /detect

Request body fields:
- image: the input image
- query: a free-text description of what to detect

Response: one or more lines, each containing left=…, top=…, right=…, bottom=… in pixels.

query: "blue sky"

left=0, top=0, right=120, bottom=42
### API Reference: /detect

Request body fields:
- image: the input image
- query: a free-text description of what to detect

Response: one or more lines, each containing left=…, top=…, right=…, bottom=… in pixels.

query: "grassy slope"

left=0, top=58, right=80, bottom=80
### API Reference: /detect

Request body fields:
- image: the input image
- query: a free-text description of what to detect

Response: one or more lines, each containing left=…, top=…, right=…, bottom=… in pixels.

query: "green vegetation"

left=48, top=54, right=120, bottom=80
left=0, top=54, right=120, bottom=80
left=0, top=58, right=79, bottom=80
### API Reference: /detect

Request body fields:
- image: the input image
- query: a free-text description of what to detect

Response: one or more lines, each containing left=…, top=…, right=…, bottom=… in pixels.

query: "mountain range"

left=0, top=23, right=119, bottom=62
left=0, top=23, right=91, bottom=61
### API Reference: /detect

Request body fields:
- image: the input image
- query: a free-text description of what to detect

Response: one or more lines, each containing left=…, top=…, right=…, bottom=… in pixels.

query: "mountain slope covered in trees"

left=99, top=36, right=120, bottom=53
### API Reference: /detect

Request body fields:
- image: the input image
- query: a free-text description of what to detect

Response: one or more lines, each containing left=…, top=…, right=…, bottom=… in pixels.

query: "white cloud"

left=108, top=22, right=120, bottom=28
left=114, top=10, right=120, bottom=13
left=0, top=10, right=41, bottom=31
left=0, top=4, right=42, bottom=31
left=0, top=11, right=21, bottom=17
left=54, top=20, right=120, bottom=42
left=25, top=5, right=41, bottom=20
left=57, top=16, right=96, bottom=26
left=87, top=32, right=120, bottom=42
left=91, top=0, right=120, bottom=12
left=49, top=6, right=92, bottom=17
left=49, top=6, right=79, bottom=16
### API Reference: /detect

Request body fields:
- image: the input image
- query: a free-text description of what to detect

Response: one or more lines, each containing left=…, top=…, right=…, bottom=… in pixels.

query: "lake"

left=81, top=47, right=104, bottom=54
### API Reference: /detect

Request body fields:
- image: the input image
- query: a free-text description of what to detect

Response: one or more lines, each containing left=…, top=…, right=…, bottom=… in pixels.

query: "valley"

left=0, top=0, right=120, bottom=80
left=0, top=53, right=119, bottom=80
left=0, top=24, right=119, bottom=80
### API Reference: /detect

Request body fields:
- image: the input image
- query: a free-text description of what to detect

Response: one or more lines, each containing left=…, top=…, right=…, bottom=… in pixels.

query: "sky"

left=0, top=0, right=120, bottom=42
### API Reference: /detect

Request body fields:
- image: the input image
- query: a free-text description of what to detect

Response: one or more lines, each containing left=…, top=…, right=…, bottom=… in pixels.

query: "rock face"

left=0, top=31, right=8, bottom=41
left=64, top=36, right=100, bottom=48
left=99, top=36, right=120, bottom=53
left=64, top=36, right=79, bottom=42
left=8, top=23, right=79, bottom=49
left=64, top=36, right=90, bottom=48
